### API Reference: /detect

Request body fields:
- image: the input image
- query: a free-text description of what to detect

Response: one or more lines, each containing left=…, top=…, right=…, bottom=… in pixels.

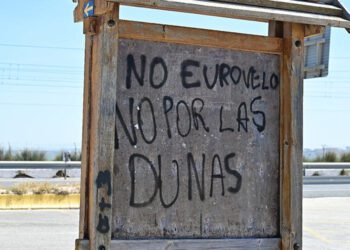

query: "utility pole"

left=322, top=144, right=327, bottom=161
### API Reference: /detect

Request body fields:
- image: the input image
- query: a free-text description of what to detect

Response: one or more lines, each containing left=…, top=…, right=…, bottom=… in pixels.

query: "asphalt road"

left=0, top=197, right=350, bottom=250
left=303, top=184, right=350, bottom=198
left=0, top=209, right=78, bottom=250
left=303, top=197, right=350, bottom=250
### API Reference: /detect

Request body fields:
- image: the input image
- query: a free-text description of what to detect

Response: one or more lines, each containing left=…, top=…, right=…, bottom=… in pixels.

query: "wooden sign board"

left=114, top=38, right=280, bottom=238
left=76, top=5, right=304, bottom=250
left=73, top=0, right=350, bottom=247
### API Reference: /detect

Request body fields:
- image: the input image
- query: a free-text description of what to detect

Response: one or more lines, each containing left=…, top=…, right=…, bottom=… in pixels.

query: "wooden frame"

left=268, top=21, right=304, bottom=250
left=78, top=4, right=120, bottom=250
left=76, top=3, right=305, bottom=250
left=77, top=238, right=281, bottom=250
left=109, top=0, right=350, bottom=29
left=118, top=20, right=283, bottom=54
left=214, top=0, right=343, bottom=16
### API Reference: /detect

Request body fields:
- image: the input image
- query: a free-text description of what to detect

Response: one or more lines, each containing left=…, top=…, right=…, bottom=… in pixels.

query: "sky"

left=0, top=1, right=349, bottom=151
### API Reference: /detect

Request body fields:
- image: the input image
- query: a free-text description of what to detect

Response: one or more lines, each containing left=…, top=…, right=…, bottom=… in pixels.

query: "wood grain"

left=78, top=29, right=94, bottom=241
left=333, top=0, right=350, bottom=33
left=280, top=23, right=304, bottom=250
left=304, top=25, right=325, bottom=37
left=85, top=4, right=120, bottom=250
left=112, top=0, right=350, bottom=29
left=113, top=37, right=280, bottom=238
left=269, top=20, right=304, bottom=250
left=215, top=0, right=342, bottom=17
left=118, top=20, right=283, bottom=54
left=77, top=238, right=281, bottom=250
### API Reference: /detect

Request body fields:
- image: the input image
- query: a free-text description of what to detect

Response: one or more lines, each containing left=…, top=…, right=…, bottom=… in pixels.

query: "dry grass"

left=0, top=182, right=80, bottom=195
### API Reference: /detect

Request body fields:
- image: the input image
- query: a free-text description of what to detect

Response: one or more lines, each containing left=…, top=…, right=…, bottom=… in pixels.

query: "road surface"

left=303, top=197, right=350, bottom=250
left=0, top=197, right=350, bottom=250
left=303, top=184, right=350, bottom=198
left=0, top=209, right=78, bottom=250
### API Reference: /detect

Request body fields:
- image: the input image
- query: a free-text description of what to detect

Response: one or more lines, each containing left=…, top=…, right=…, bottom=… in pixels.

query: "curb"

left=0, top=194, right=80, bottom=209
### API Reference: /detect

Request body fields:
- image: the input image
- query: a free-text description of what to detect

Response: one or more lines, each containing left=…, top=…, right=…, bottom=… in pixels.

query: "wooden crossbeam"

left=215, top=0, right=343, bottom=17
left=110, top=0, right=350, bottom=29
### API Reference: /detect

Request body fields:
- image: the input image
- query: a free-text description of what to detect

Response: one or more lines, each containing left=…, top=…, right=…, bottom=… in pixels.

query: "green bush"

left=313, top=155, right=323, bottom=162
left=54, top=150, right=81, bottom=161
left=14, top=149, right=46, bottom=161
left=323, top=152, right=337, bottom=162
left=309, top=152, right=338, bottom=162
left=0, top=146, right=14, bottom=161
left=340, top=152, right=350, bottom=162
left=1, top=146, right=47, bottom=161
left=303, top=156, right=312, bottom=162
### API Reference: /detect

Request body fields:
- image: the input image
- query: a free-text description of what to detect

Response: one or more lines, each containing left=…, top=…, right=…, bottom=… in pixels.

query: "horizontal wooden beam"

left=111, top=0, right=350, bottom=29
left=118, top=20, right=283, bottom=54
left=333, top=0, right=350, bottom=33
left=304, top=24, right=326, bottom=37
left=216, top=0, right=343, bottom=17
left=76, top=238, right=281, bottom=250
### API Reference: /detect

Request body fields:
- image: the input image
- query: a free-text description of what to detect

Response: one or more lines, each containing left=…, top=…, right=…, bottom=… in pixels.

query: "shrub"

left=14, top=149, right=46, bottom=161
left=340, top=152, right=350, bottom=162
left=0, top=146, right=14, bottom=161
left=313, top=156, right=323, bottom=162
left=324, top=152, right=337, bottom=162
left=303, top=156, right=312, bottom=162
left=54, top=150, right=81, bottom=161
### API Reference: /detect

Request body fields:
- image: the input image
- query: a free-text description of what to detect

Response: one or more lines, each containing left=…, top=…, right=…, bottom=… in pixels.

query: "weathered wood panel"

left=77, top=238, right=281, bottom=250
left=78, top=28, right=93, bottom=241
left=215, top=0, right=342, bottom=17
left=86, top=4, right=119, bottom=250
left=111, top=0, right=350, bottom=29
left=118, top=20, right=283, bottom=55
left=279, top=23, right=304, bottom=250
left=112, top=38, right=281, bottom=239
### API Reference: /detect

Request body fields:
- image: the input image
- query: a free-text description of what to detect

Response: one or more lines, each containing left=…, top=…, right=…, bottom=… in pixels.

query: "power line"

left=0, top=62, right=83, bottom=69
left=0, top=68, right=83, bottom=75
left=0, top=77, right=83, bottom=84
left=306, top=94, right=350, bottom=98
left=2, top=90, right=82, bottom=95
left=0, top=102, right=81, bottom=107
left=305, top=108, right=350, bottom=112
left=330, top=56, right=350, bottom=59
left=0, top=43, right=84, bottom=51
left=0, top=83, right=82, bottom=89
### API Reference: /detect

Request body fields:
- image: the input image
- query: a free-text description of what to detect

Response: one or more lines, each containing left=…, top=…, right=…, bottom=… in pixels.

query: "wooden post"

left=76, top=3, right=120, bottom=250
left=270, top=21, right=304, bottom=250
left=78, top=20, right=94, bottom=243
